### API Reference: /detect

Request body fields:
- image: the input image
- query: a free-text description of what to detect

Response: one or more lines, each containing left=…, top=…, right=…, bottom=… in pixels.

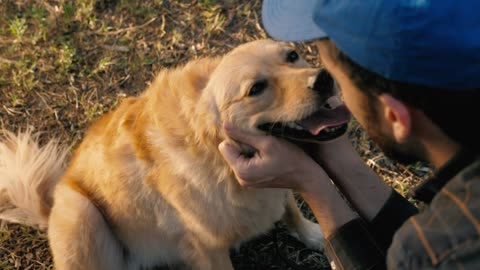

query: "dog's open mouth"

left=258, top=102, right=351, bottom=142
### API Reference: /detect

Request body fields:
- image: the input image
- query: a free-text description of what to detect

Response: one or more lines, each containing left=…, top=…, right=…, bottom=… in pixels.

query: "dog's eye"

left=248, top=80, right=268, bottom=96
left=286, top=50, right=299, bottom=63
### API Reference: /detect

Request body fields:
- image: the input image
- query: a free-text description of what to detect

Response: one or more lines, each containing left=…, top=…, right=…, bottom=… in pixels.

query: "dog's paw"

left=296, top=219, right=325, bottom=251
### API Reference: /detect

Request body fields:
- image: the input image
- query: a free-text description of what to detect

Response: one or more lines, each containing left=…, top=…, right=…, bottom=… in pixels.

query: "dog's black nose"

left=312, top=70, right=334, bottom=94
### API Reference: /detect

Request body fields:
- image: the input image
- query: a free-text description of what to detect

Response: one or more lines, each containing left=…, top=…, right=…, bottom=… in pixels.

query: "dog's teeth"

left=324, top=126, right=342, bottom=133
left=286, top=122, right=304, bottom=130
left=294, top=123, right=304, bottom=130
left=293, top=123, right=304, bottom=130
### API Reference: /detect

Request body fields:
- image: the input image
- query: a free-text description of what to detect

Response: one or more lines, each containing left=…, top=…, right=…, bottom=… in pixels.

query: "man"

left=218, top=0, right=480, bottom=269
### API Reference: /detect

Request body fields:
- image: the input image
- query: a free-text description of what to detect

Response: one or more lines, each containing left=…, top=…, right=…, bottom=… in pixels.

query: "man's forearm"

left=299, top=172, right=388, bottom=270
left=310, top=136, right=419, bottom=251
left=311, top=137, right=392, bottom=221
left=325, top=153, right=391, bottom=221
left=298, top=165, right=357, bottom=238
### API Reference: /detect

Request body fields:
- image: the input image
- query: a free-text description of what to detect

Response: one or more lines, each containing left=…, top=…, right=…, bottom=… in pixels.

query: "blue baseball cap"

left=262, top=0, right=480, bottom=90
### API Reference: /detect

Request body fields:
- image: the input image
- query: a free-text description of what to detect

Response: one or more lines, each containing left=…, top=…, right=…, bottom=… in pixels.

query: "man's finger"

left=219, top=141, right=256, bottom=186
left=218, top=140, right=242, bottom=167
left=224, top=123, right=264, bottom=147
left=237, top=177, right=254, bottom=187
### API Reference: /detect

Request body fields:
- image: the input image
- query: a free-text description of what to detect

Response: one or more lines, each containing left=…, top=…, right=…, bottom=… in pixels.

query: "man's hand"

left=219, top=124, right=360, bottom=237
left=218, top=124, right=330, bottom=191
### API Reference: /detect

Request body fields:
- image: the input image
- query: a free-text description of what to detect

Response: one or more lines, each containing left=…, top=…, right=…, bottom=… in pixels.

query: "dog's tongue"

left=299, top=104, right=351, bottom=135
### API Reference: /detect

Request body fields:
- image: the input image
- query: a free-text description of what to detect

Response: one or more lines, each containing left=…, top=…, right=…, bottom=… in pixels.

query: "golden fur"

left=0, top=39, right=324, bottom=270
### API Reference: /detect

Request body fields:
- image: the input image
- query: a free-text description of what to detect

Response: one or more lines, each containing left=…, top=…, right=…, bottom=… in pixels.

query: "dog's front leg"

left=207, top=249, right=234, bottom=270
left=282, top=191, right=325, bottom=250
left=181, top=239, right=234, bottom=270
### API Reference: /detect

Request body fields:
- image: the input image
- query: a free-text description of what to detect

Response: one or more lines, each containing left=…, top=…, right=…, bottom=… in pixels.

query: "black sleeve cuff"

left=325, top=218, right=386, bottom=270
left=369, top=190, right=419, bottom=250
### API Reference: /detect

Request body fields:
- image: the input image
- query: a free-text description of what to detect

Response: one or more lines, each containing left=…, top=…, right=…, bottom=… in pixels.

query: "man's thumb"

left=224, top=123, right=259, bottom=146
left=218, top=140, right=240, bottom=166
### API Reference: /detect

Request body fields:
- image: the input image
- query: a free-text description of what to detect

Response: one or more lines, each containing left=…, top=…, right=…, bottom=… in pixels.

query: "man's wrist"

left=295, top=158, right=330, bottom=193
left=301, top=191, right=357, bottom=237
left=297, top=169, right=357, bottom=237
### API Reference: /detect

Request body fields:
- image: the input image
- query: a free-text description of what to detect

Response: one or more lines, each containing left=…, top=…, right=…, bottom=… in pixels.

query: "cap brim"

left=261, top=0, right=327, bottom=42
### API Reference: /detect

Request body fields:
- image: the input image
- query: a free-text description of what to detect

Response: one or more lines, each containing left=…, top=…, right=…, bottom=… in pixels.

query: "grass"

left=0, top=0, right=432, bottom=269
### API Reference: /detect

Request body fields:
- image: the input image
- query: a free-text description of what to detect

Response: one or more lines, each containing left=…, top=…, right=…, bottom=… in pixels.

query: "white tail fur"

left=0, top=128, right=68, bottom=230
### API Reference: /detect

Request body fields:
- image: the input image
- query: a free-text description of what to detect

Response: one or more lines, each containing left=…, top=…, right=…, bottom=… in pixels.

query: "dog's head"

left=204, top=39, right=350, bottom=143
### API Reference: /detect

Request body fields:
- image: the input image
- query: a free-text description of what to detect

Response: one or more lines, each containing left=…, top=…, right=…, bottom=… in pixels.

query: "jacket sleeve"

left=368, top=190, right=419, bottom=250
left=324, top=189, right=418, bottom=270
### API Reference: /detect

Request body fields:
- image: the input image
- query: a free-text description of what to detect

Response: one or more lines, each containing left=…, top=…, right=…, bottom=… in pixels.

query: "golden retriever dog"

left=0, top=39, right=350, bottom=270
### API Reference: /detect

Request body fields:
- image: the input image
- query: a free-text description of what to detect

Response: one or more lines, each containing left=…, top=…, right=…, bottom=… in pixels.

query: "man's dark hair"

left=332, top=43, right=480, bottom=152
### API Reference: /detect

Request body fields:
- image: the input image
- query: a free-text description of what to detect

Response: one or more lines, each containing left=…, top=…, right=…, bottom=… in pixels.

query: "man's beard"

left=364, top=100, right=426, bottom=166
left=367, top=129, right=424, bottom=165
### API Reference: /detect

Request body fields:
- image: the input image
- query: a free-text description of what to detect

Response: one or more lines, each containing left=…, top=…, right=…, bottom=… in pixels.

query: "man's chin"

left=365, top=115, right=426, bottom=167
left=372, top=134, right=426, bottom=166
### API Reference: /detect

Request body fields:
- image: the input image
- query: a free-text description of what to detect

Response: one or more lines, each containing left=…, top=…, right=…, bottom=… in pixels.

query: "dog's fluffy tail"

left=0, top=128, right=68, bottom=230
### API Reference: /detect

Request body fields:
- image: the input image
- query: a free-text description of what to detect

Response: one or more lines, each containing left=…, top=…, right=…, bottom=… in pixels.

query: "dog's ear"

left=184, top=57, right=224, bottom=139
left=183, top=57, right=222, bottom=91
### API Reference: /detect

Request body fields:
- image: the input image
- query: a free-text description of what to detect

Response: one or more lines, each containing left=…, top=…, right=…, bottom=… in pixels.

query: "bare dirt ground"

left=0, top=1, right=432, bottom=269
